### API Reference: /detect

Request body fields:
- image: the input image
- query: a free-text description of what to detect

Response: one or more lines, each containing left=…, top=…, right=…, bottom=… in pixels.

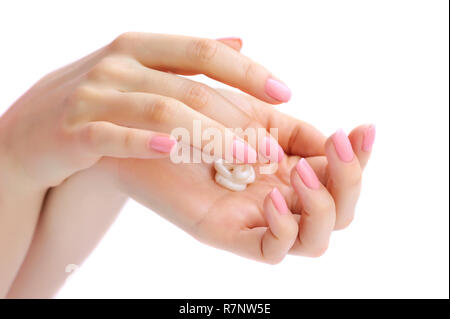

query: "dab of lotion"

left=214, top=159, right=255, bottom=191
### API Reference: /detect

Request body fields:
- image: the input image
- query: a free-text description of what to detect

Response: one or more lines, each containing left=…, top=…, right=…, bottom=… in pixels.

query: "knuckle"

left=347, top=169, right=363, bottom=187
left=187, top=38, right=218, bottom=63
left=145, top=97, right=178, bottom=124
left=287, top=221, right=300, bottom=239
left=243, top=61, right=257, bottom=82
left=110, top=32, right=139, bottom=52
left=335, top=215, right=354, bottom=230
left=279, top=221, right=299, bottom=241
left=121, top=128, right=134, bottom=151
left=87, top=58, right=126, bottom=81
left=313, top=198, right=336, bottom=216
left=287, top=125, right=302, bottom=154
left=309, top=244, right=329, bottom=258
left=185, top=84, right=210, bottom=110
left=80, top=122, right=103, bottom=149
left=68, top=85, right=94, bottom=106
left=88, top=60, right=111, bottom=79
left=64, top=85, right=98, bottom=124
left=264, top=255, right=284, bottom=265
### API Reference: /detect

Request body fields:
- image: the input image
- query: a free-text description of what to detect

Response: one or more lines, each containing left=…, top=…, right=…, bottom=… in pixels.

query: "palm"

left=109, top=90, right=327, bottom=260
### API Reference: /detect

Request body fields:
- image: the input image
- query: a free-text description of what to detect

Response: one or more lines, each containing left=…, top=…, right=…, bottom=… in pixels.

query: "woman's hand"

left=101, top=90, right=375, bottom=263
left=5, top=89, right=374, bottom=297
left=0, top=33, right=291, bottom=296
left=0, top=33, right=289, bottom=189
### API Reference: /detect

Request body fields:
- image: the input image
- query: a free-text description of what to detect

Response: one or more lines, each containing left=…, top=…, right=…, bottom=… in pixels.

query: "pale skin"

left=0, top=34, right=374, bottom=298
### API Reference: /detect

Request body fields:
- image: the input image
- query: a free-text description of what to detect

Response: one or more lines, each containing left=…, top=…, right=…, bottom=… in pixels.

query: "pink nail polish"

left=233, top=139, right=257, bottom=163
left=362, top=124, right=376, bottom=152
left=332, top=129, right=354, bottom=162
left=296, top=158, right=321, bottom=189
left=261, top=136, right=285, bottom=163
left=216, top=37, right=242, bottom=46
left=149, top=136, right=176, bottom=153
left=270, top=188, right=289, bottom=214
left=265, top=77, right=292, bottom=102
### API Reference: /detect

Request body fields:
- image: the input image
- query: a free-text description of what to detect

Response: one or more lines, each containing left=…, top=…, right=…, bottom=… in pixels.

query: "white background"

left=0, top=1, right=448, bottom=298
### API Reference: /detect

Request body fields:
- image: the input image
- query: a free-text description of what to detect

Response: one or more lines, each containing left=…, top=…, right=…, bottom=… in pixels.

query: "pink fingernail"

left=332, top=129, right=354, bottom=162
left=216, top=37, right=242, bottom=46
left=270, top=188, right=289, bottom=214
left=265, top=77, right=292, bottom=102
left=233, top=139, right=257, bottom=163
left=362, top=124, right=376, bottom=152
left=261, top=136, right=285, bottom=163
left=149, top=136, right=176, bottom=153
left=296, top=158, right=321, bottom=190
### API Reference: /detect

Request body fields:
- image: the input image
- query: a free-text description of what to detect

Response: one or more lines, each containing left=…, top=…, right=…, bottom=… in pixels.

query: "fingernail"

left=270, top=187, right=289, bottom=214
left=233, top=139, right=257, bottom=163
left=149, top=136, right=176, bottom=153
left=296, top=158, right=321, bottom=189
left=261, top=136, right=284, bottom=163
left=216, top=37, right=242, bottom=46
left=362, top=124, right=376, bottom=152
left=265, top=77, right=292, bottom=102
left=332, top=129, right=354, bottom=162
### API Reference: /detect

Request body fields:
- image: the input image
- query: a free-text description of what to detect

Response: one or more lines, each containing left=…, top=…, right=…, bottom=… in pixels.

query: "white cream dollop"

left=214, top=159, right=255, bottom=191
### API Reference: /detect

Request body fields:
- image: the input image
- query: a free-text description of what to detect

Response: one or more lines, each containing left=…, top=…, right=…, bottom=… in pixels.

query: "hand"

left=102, top=90, right=375, bottom=263
left=3, top=72, right=375, bottom=299
left=0, top=33, right=289, bottom=189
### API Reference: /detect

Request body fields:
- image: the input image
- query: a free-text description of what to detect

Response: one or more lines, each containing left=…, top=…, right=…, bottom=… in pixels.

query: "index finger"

left=110, top=32, right=291, bottom=104
left=216, top=89, right=327, bottom=157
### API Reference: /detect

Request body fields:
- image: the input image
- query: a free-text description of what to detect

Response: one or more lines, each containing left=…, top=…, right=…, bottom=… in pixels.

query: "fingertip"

left=348, top=124, right=375, bottom=169
left=259, top=136, right=285, bottom=163
left=264, top=77, right=292, bottom=103
left=362, top=124, right=376, bottom=152
left=324, top=134, right=337, bottom=159
left=269, top=187, right=289, bottom=215
left=232, top=138, right=257, bottom=164
left=295, top=158, right=321, bottom=190
left=348, top=124, right=376, bottom=152
left=216, top=37, right=243, bottom=51
left=263, top=188, right=298, bottom=238
left=330, top=129, right=354, bottom=163
left=148, top=135, right=177, bottom=153
left=290, top=158, right=320, bottom=195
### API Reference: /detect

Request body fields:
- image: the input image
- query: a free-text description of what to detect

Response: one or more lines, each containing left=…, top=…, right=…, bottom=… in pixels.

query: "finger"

left=105, top=66, right=285, bottom=163
left=235, top=188, right=298, bottom=264
left=348, top=124, right=376, bottom=170
left=305, top=156, right=328, bottom=185
left=169, top=38, right=242, bottom=76
left=112, top=33, right=291, bottom=104
left=325, top=129, right=363, bottom=230
left=260, top=188, right=299, bottom=263
left=217, top=89, right=327, bottom=157
left=216, top=37, right=243, bottom=51
left=77, top=121, right=176, bottom=159
left=289, top=158, right=336, bottom=257
left=89, top=91, right=258, bottom=163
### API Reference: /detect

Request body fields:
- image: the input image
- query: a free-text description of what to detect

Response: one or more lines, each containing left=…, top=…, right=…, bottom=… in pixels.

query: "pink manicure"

left=296, top=158, right=321, bottom=189
left=216, top=37, right=242, bottom=46
left=261, top=136, right=285, bottom=163
left=265, top=77, right=292, bottom=102
left=332, top=129, right=354, bottom=162
left=149, top=136, right=176, bottom=153
left=233, top=139, right=257, bottom=163
left=270, top=188, right=289, bottom=214
left=362, top=124, right=376, bottom=152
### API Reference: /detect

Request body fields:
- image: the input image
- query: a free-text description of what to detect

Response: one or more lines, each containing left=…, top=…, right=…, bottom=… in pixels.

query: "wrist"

left=0, top=116, right=47, bottom=196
